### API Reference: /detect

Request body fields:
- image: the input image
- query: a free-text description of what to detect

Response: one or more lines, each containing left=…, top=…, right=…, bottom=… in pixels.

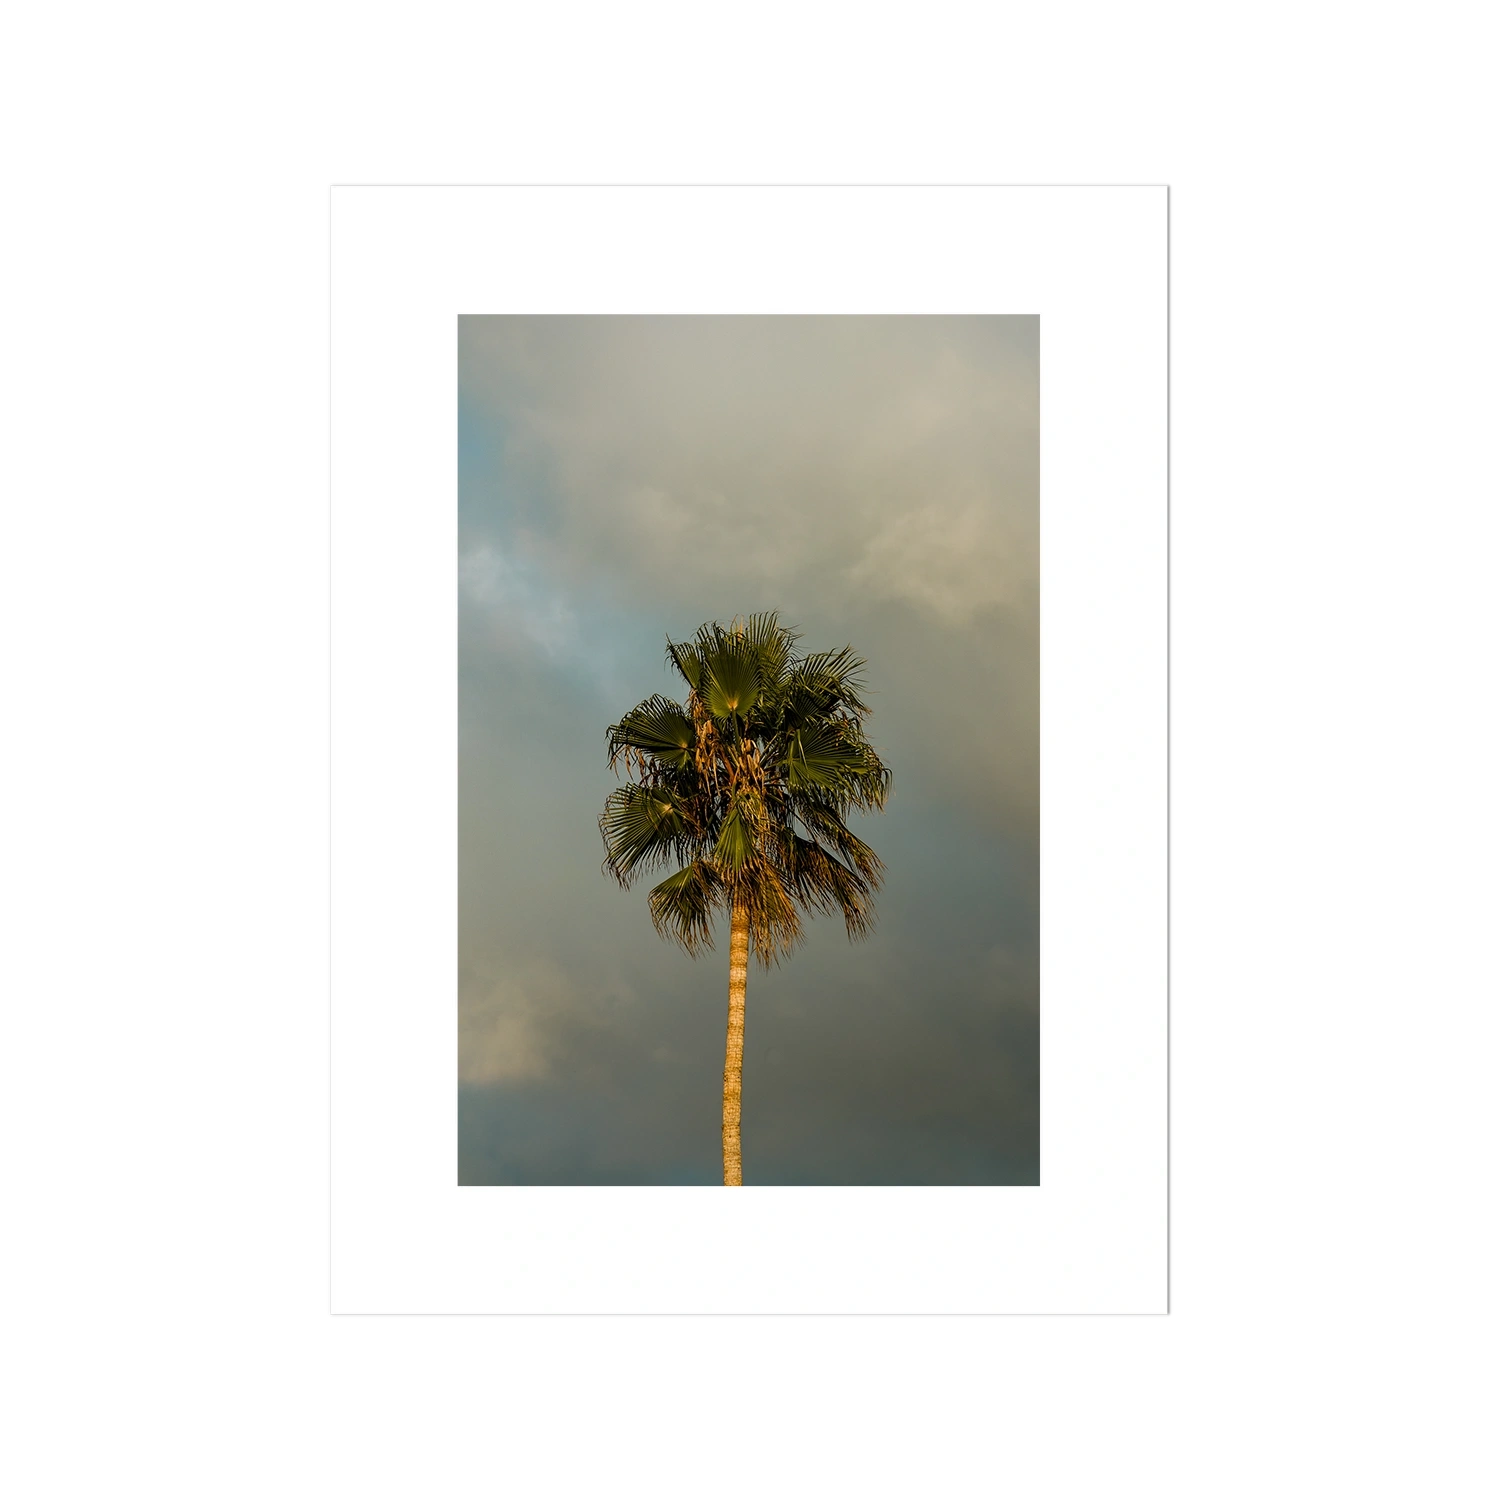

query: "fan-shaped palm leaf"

left=600, top=783, right=687, bottom=882
left=739, top=610, right=797, bottom=686
left=648, top=860, right=723, bottom=954
left=699, top=635, right=761, bottom=720
left=665, top=638, right=703, bottom=692
left=607, top=695, right=696, bottom=771
left=781, top=720, right=869, bottom=793
left=712, top=793, right=758, bottom=870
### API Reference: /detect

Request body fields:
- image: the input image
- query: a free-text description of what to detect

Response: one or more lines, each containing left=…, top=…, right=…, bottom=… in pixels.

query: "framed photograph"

left=332, top=185, right=1167, bottom=1311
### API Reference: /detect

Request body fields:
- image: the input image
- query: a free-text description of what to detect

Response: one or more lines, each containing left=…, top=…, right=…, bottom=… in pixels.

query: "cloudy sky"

left=458, top=316, right=1038, bottom=1185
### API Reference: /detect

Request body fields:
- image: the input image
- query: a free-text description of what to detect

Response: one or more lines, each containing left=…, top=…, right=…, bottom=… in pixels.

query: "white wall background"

left=2, top=4, right=1495, bottom=1496
left=334, top=189, right=1165, bottom=1312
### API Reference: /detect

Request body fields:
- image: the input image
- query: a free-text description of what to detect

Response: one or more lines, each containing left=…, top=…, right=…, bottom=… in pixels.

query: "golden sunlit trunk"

left=721, top=900, right=750, bottom=1185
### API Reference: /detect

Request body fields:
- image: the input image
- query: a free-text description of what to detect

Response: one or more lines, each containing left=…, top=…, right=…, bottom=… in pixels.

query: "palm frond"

left=600, top=782, right=688, bottom=885
left=606, top=695, right=695, bottom=772
left=790, top=800, right=886, bottom=882
left=712, top=793, right=757, bottom=871
left=739, top=611, right=797, bottom=688
left=838, top=731, right=893, bottom=811
left=665, top=637, right=703, bottom=692
left=780, top=720, right=869, bottom=793
left=648, top=861, right=724, bottom=955
left=776, top=831, right=877, bottom=940
left=822, top=854, right=878, bottom=940
left=786, top=645, right=871, bottom=717
left=699, top=633, right=761, bottom=720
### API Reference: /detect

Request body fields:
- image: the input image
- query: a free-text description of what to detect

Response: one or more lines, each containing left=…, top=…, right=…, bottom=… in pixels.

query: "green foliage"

left=646, top=860, right=723, bottom=955
left=600, top=612, right=891, bottom=966
left=598, top=782, right=687, bottom=880
left=605, top=695, right=696, bottom=771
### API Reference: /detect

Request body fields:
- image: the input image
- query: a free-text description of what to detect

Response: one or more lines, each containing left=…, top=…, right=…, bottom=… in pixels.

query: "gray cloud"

left=458, top=315, right=1038, bottom=1185
left=459, top=315, right=1037, bottom=618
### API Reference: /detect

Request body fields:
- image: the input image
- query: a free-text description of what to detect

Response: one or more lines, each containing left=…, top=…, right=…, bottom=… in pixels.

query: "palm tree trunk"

left=721, top=900, right=750, bottom=1185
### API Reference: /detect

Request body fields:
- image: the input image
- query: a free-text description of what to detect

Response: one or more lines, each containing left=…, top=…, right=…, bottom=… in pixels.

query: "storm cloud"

left=458, top=315, right=1038, bottom=1184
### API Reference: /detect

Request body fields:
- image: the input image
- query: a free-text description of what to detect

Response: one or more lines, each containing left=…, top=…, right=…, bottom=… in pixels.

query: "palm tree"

left=600, top=612, right=892, bottom=1185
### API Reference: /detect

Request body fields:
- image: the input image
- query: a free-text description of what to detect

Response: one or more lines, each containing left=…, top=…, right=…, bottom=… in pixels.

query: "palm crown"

left=601, top=613, right=892, bottom=966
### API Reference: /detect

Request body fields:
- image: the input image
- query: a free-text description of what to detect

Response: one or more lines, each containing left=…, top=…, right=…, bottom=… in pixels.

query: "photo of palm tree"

left=459, top=315, right=1038, bottom=1185
left=603, top=614, right=892, bottom=1184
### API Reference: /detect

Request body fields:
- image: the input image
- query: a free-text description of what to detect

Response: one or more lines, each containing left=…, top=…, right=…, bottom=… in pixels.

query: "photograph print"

left=458, top=315, right=1039, bottom=1186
